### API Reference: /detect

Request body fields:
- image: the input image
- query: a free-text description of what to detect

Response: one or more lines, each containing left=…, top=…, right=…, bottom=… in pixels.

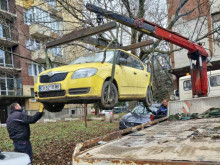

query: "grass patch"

left=0, top=120, right=118, bottom=164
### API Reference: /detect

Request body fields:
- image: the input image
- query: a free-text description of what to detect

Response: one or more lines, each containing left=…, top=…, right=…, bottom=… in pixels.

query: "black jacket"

left=6, top=109, right=43, bottom=141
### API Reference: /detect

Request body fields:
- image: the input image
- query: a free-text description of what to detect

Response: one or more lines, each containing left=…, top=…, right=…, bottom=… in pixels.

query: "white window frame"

left=0, top=23, right=11, bottom=39
left=0, top=72, right=15, bottom=96
left=26, top=38, right=41, bottom=50
left=0, top=0, right=9, bottom=12
left=0, top=48, right=14, bottom=67
left=28, top=63, right=44, bottom=76
left=213, top=21, right=220, bottom=41
left=47, top=0, right=57, bottom=7
left=24, top=7, right=62, bottom=33
left=48, top=46, right=63, bottom=57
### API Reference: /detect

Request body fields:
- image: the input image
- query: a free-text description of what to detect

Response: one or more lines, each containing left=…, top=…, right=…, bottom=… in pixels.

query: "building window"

left=26, top=39, right=41, bottom=50
left=24, top=7, right=62, bottom=33
left=48, top=46, right=63, bottom=57
left=213, top=21, right=220, bottom=41
left=24, top=9, right=33, bottom=25
left=28, top=63, right=44, bottom=76
left=212, top=13, right=220, bottom=41
left=71, top=110, right=75, bottom=115
left=183, top=80, right=192, bottom=91
left=0, top=24, right=11, bottom=39
left=0, top=48, right=13, bottom=67
left=210, top=75, right=220, bottom=87
left=0, top=0, right=9, bottom=11
left=43, top=0, right=57, bottom=7
left=0, top=72, right=14, bottom=96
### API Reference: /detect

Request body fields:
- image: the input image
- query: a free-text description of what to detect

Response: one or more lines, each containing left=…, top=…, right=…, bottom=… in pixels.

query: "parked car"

left=100, top=110, right=112, bottom=115
left=0, top=151, right=31, bottom=165
left=113, top=107, right=123, bottom=113
left=34, top=49, right=153, bottom=112
left=119, top=105, right=154, bottom=130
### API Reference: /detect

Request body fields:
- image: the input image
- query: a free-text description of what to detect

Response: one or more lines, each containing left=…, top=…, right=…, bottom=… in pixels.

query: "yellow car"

left=34, top=49, right=153, bottom=112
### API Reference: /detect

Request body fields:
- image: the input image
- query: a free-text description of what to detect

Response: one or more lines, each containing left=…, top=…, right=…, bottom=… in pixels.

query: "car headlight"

left=71, top=68, right=97, bottom=79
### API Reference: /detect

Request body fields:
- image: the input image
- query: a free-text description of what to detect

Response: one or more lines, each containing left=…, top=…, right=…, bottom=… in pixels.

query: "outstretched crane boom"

left=86, top=3, right=209, bottom=97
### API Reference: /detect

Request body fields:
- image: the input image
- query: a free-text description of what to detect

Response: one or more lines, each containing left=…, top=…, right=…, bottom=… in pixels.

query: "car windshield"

left=132, top=106, right=148, bottom=114
left=70, top=50, right=116, bottom=64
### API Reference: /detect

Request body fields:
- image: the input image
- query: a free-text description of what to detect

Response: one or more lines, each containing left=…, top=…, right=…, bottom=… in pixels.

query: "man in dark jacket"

left=153, top=100, right=168, bottom=119
left=6, top=102, right=44, bottom=162
left=156, top=99, right=168, bottom=115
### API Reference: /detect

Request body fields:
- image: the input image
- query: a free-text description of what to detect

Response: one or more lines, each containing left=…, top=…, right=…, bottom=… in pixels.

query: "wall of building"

left=167, top=0, right=220, bottom=72
left=211, top=0, right=220, bottom=13
left=172, top=18, right=210, bottom=69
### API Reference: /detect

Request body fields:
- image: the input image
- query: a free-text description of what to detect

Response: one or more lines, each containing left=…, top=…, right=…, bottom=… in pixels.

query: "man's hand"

left=39, top=104, right=44, bottom=113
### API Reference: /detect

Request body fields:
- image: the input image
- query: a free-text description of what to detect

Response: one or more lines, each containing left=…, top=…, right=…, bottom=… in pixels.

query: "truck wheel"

left=100, top=81, right=118, bottom=109
left=143, top=87, right=153, bottom=107
left=43, top=103, right=65, bottom=113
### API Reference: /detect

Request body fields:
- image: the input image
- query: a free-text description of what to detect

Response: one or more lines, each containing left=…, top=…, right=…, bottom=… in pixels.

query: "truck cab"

left=173, top=70, right=220, bottom=100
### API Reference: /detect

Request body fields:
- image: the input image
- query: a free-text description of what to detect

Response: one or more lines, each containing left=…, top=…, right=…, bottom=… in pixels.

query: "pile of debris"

left=169, top=107, right=220, bottom=120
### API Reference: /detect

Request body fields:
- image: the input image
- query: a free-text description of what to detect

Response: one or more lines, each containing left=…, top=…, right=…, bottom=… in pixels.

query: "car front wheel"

left=143, top=86, right=153, bottom=107
left=100, top=81, right=118, bottom=109
left=43, top=103, right=65, bottom=113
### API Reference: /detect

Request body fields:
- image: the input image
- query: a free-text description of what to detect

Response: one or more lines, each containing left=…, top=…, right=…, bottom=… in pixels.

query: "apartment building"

left=0, top=0, right=24, bottom=123
left=167, top=0, right=220, bottom=89
left=0, top=0, right=88, bottom=123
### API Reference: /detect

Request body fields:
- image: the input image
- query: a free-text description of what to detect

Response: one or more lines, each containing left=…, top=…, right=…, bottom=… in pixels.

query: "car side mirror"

left=118, top=58, right=127, bottom=65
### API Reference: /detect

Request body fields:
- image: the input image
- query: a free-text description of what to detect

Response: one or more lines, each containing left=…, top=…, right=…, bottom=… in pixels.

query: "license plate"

left=39, top=84, right=61, bottom=92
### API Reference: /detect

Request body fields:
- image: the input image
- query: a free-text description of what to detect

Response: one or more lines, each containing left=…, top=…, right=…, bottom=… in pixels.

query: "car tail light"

left=150, top=114, right=154, bottom=121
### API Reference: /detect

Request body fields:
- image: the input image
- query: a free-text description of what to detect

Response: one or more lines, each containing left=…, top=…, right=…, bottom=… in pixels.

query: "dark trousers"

left=13, top=139, right=33, bottom=162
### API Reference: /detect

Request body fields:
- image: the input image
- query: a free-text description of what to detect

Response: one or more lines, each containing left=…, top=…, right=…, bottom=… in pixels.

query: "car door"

left=131, top=56, right=149, bottom=96
left=115, top=51, right=138, bottom=98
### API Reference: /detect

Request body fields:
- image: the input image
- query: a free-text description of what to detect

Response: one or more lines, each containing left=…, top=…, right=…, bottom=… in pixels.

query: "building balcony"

left=0, top=9, right=17, bottom=22
left=23, top=0, right=63, bottom=19
left=29, top=24, right=59, bottom=40
left=31, top=49, right=66, bottom=64
left=0, top=65, right=21, bottom=74
left=0, top=32, right=18, bottom=47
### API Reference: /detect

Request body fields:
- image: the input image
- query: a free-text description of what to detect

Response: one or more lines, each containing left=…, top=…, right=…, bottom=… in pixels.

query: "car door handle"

left=134, top=72, right=137, bottom=75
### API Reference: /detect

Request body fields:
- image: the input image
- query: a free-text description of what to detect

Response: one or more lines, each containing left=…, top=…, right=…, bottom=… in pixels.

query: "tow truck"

left=71, top=3, right=220, bottom=165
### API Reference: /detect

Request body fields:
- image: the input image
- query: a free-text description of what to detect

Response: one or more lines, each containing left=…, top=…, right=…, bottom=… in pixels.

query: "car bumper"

left=35, top=75, right=104, bottom=103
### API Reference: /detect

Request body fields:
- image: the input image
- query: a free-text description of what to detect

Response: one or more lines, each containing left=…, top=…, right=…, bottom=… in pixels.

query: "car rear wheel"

left=143, top=86, right=153, bottom=107
left=43, top=103, right=65, bottom=113
left=100, top=81, right=118, bottom=109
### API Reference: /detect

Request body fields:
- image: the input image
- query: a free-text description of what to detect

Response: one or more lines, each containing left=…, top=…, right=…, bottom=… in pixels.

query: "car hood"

left=39, top=63, right=111, bottom=76
left=121, top=112, right=151, bottom=124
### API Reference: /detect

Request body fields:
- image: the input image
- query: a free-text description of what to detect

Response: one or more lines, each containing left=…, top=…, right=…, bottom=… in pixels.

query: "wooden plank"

left=46, top=21, right=117, bottom=48
left=123, top=39, right=154, bottom=50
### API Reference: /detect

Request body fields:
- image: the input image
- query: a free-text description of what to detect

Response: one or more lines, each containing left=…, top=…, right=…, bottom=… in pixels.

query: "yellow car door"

left=131, top=56, right=150, bottom=96
left=115, top=51, right=138, bottom=98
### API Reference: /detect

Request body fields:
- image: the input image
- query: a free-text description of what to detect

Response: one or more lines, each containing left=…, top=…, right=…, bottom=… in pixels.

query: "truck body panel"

left=73, top=118, right=220, bottom=164
left=169, top=96, right=220, bottom=115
